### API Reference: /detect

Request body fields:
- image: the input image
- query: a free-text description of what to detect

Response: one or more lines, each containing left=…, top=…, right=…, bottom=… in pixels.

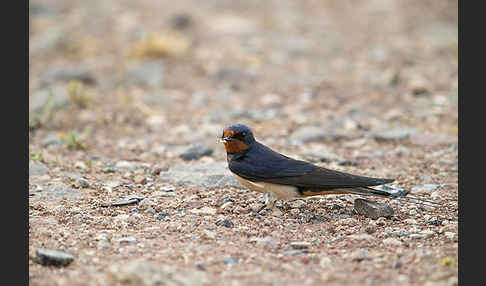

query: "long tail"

left=345, top=186, right=437, bottom=207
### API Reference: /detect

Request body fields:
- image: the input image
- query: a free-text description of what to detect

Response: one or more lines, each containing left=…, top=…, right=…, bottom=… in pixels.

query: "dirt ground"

left=29, top=0, right=458, bottom=285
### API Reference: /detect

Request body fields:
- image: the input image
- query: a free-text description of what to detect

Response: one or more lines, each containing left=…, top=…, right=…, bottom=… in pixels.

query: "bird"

left=220, top=123, right=434, bottom=213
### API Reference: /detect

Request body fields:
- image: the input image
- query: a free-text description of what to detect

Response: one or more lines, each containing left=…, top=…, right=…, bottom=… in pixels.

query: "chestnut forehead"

left=223, top=129, right=237, bottom=137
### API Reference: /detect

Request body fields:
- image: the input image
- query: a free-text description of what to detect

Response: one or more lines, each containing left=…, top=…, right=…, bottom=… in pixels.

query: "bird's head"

left=220, top=124, right=255, bottom=154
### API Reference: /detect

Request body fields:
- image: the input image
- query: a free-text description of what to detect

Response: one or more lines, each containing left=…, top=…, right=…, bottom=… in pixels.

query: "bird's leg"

left=256, top=193, right=270, bottom=213
left=266, top=192, right=277, bottom=210
left=267, top=193, right=283, bottom=216
left=257, top=192, right=277, bottom=213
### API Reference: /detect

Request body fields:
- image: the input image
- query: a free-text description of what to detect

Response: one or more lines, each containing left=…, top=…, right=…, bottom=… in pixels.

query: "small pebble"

left=223, top=257, right=239, bottom=267
left=428, top=218, right=442, bottom=226
left=118, top=237, right=137, bottom=243
left=156, top=211, right=169, bottom=220
left=216, top=219, right=234, bottom=228
left=376, top=217, right=387, bottom=226
left=373, top=128, right=417, bottom=141
left=220, top=201, right=233, bottom=210
left=445, top=232, right=456, bottom=241
left=160, top=186, right=176, bottom=192
left=29, top=161, right=49, bottom=176
left=35, top=249, right=74, bottom=267
left=189, top=207, right=217, bottom=216
left=74, top=161, right=87, bottom=170
left=74, top=178, right=90, bottom=188
left=290, top=241, right=311, bottom=249
left=179, top=144, right=213, bottom=161
left=354, top=198, right=394, bottom=219
left=365, top=225, right=376, bottom=234
left=404, top=218, right=418, bottom=225
left=282, top=249, right=308, bottom=255
left=430, top=191, right=441, bottom=200
left=290, top=209, right=300, bottom=216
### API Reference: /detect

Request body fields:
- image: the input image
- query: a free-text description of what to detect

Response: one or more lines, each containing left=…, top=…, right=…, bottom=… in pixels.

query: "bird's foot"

left=255, top=204, right=267, bottom=214
left=256, top=192, right=282, bottom=216
left=256, top=205, right=283, bottom=216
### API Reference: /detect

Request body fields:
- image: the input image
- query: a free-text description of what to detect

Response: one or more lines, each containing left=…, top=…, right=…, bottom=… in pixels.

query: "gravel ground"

left=29, top=0, right=458, bottom=285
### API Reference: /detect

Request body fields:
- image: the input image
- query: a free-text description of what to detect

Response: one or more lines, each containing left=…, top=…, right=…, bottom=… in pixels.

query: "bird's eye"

left=241, top=132, right=247, bottom=136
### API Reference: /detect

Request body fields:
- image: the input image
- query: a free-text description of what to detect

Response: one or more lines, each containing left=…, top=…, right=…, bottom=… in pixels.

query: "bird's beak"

left=220, top=137, right=232, bottom=143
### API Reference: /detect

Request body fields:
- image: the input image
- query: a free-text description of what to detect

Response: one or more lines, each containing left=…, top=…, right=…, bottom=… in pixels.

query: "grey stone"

left=373, top=128, right=418, bottom=141
left=29, top=26, right=69, bottom=56
left=179, top=144, right=214, bottom=161
left=223, top=257, right=238, bottom=267
left=290, top=241, right=311, bottom=249
left=170, top=13, right=193, bottom=30
left=41, top=132, right=63, bottom=147
left=110, top=196, right=145, bottom=207
left=40, top=186, right=80, bottom=200
left=124, top=61, right=164, bottom=88
left=215, top=219, right=234, bottom=228
left=290, top=121, right=346, bottom=144
left=159, top=186, right=176, bottom=192
left=40, top=66, right=95, bottom=87
left=354, top=198, right=394, bottom=219
left=428, top=218, right=442, bottom=226
left=338, top=160, right=359, bottom=167
left=159, top=162, right=243, bottom=188
left=281, top=249, right=308, bottom=255
left=74, top=178, right=90, bottom=188
left=250, top=236, right=279, bottom=249
left=29, top=85, right=70, bottom=114
left=105, top=181, right=122, bottom=188
left=156, top=211, right=170, bottom=220
left=35, top=248, right=74, bottom=267
left=118, top=237, right=137, bottom=243
left=445, top=232, right=456, bottom=241
left=29, top=161, right=49, bottom=177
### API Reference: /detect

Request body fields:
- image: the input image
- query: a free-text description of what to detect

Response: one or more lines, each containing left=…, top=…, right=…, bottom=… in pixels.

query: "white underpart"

left=232, top=173, right=299, bottom=200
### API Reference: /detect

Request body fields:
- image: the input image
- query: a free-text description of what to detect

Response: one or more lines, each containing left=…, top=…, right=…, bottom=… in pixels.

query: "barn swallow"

left=220, top=123, right=434, bottom=213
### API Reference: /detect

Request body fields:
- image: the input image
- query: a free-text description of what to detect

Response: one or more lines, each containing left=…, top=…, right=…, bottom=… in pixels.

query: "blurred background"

left=29, top=0, right=458, bottom=169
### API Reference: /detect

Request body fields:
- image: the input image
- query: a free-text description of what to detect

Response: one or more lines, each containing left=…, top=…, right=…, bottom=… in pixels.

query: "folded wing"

left=229, top=142, right=394, bottom=189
